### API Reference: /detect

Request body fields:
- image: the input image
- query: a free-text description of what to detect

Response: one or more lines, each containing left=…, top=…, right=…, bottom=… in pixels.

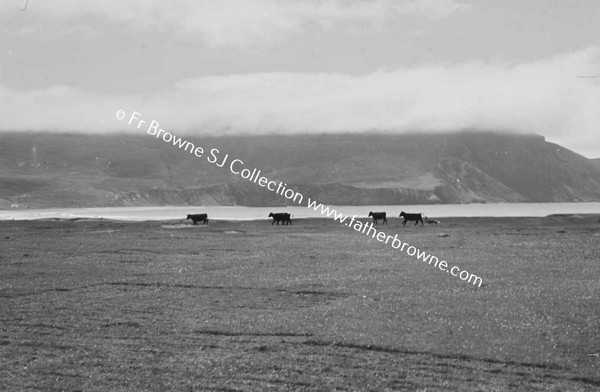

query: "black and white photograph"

left=1, top=0, right=600, bottom=390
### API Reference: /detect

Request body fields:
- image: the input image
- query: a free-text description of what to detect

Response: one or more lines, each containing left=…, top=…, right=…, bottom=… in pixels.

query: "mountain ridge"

left=1, top=131, right=600, bottom=209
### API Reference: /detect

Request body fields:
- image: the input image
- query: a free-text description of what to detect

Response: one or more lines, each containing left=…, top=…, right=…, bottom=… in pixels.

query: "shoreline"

left=1, top=213, right=599, bottom=223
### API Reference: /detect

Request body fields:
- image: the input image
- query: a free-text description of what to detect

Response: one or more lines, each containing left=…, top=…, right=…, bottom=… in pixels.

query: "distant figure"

left=187, top=213, right=208, bottom=225
left=269, top=212, right=292, bottom=225
left=368, top=211, right=387, bottom=225
left=399, top=212, right=423, bottom=226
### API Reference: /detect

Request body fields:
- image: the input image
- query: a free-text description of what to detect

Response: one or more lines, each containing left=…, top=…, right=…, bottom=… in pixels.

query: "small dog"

left=425, top=217, right=440, bottom=225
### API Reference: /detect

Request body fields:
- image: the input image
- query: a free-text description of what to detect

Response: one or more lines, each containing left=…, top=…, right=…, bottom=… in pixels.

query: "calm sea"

left=1, top=203, right=599, bottom=221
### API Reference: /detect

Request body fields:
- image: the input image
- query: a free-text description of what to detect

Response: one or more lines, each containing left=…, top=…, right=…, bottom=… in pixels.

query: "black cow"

left=269, top=212, right=292, bottom=225
left=399, top=212, right=423, bottom=226
left=187, top=213, right=208, bottom=225
left=368, top=211, right=387, bottom=225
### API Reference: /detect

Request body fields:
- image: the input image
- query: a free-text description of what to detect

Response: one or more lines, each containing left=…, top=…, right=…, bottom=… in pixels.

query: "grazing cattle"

left=399, top=211, right=423, bottom=226
left=187, top=213, right=208, bottom=225
left=368, top=211, right=387, bottom=225
left=269, top=212, right=292, bottom=225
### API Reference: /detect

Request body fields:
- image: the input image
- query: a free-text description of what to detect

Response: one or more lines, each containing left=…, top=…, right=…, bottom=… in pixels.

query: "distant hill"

left=1, top=131, right=600, bottom=209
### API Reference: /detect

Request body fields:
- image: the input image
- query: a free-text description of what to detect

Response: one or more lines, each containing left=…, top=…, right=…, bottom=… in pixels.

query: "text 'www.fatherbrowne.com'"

left=116, top=109, right=483, bottom=287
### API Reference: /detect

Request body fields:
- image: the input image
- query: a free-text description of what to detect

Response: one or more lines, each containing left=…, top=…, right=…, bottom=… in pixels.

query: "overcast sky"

left=1, top=0, right=599, bottom=157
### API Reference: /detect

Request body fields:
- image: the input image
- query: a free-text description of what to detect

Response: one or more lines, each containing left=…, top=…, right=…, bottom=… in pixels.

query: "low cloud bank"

left=1, top=47, right=599, bottom=157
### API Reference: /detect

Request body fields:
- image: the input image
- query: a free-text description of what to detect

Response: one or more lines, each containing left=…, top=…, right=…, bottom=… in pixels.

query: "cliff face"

left=1, top=131, right=600, bottom=208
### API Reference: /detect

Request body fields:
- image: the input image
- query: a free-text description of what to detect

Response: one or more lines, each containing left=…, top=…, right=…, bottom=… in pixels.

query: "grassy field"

left=1, top=215, right=600, bottom=391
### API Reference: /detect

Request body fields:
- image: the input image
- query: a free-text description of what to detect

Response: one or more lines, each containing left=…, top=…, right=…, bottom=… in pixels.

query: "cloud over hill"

left=1, top=48, right=599, bottom=157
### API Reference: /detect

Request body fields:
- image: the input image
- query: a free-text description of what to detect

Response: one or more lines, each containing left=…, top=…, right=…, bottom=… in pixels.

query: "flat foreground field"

left=1, top=215, right=600, bottom=391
